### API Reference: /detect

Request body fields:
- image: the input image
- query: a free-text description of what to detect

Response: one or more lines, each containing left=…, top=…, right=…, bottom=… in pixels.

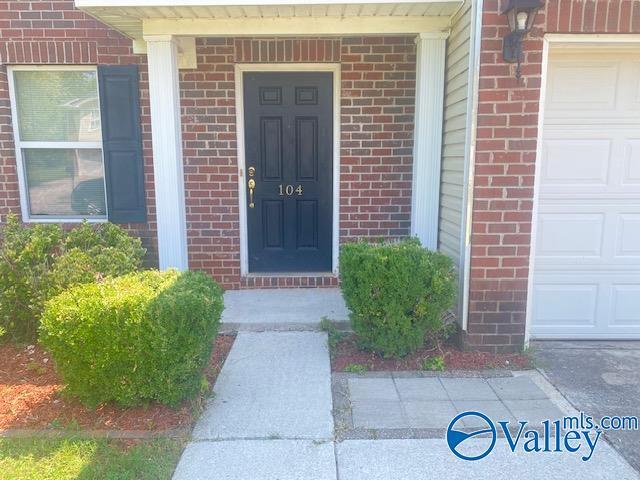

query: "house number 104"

left=279, top=184, right=303, bottom=196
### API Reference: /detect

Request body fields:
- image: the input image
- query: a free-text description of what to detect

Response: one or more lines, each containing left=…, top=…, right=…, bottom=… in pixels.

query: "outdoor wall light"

left=502, top=0, right=543, bottom=79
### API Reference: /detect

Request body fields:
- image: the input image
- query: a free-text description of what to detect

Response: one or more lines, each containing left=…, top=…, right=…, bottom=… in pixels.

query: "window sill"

left=21, top=216, right=108, bottom=224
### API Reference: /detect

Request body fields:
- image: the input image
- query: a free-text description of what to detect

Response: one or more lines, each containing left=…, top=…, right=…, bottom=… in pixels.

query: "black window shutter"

left=98, top=65, right=147, bottom=223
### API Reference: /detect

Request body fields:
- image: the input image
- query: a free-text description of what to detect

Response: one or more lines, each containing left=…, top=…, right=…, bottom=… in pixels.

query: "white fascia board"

left=142, top=15, right=450, bottom=36
left=77, top=0, right=460, bottom=7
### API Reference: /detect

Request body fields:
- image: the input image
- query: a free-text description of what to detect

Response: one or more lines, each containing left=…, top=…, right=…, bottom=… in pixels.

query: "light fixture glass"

left=516, top=11, right=529, bottom=31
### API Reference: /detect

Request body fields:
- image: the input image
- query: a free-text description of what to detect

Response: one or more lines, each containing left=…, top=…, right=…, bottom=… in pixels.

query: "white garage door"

left=530, top=47, right=640, bottom=339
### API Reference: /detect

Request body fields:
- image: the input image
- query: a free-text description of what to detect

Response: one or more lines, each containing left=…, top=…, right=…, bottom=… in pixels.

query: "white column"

left=145, top=35, right=189, bottom=270
left=410, top=32, right=448, bottom=250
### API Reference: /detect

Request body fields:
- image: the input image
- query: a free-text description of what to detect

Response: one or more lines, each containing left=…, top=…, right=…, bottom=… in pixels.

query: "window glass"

left=13, top=70, right=101, bottom=142
left=23, top=148, right=106, bottom=216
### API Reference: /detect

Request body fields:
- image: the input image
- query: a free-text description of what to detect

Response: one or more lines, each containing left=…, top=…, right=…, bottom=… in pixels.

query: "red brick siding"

left=340, top=36, right=415, bottom=241
left=234, top=38, right=341, bottom=63
left=0, top=3, right=416, bottom=290
left=181, top=38, right=240, bottom=288
left=467, top=0, right=640, bottom=352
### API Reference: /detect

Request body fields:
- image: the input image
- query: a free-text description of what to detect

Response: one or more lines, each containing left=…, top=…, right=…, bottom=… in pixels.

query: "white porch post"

left=410, top=32, right=448, bottom=250
left=144, top=35, right=189, bottom=270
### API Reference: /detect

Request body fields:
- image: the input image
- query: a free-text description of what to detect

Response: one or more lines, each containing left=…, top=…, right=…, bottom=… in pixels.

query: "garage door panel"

left=616, top=214, right=640, bottom=258
left=535, top=205, right=640, bottom=268
left=546, top=61, right=618, bottom=112
left=531, top=47, right=640, bottom=339
left=611, top=285, right=640, bottom=326
left=542, top=139, right=610, bottom=186
left=623, top=140, right=640, bottom=185
left=541, top=129, right=640, bottom=194
left=545, top=52, right=640, bottom=123
left=532, top=273, right=640, bottom=337
left=536, top=213, right=603, bottom=258
left=532, top=282, right=598, bottom=327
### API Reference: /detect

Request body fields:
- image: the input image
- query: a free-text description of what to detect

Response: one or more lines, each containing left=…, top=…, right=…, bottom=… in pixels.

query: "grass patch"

left=0, top=437, right=185, bottom=480
left=419, top=355, right=445, bottom=372
left=319, top=317, right=347, bottom=359
left=343, top=363, right=368, bottom=373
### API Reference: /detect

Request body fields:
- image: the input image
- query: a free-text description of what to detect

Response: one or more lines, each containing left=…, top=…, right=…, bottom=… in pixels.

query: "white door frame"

left=234, top=63, right=341, bottom=276
left=523, top=33, right=640, bottom=345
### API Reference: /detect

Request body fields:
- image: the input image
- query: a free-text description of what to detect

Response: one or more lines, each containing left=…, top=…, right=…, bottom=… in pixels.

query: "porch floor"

left=220, top=288, right=350, bottom=332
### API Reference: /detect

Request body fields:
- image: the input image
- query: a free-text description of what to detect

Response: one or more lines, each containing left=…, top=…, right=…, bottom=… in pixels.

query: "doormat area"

left=0, top=335, right=235, bottom=433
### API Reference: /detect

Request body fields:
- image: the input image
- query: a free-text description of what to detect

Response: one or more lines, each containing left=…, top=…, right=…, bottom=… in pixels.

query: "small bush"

left=40, top=270, right=224, bottom=408
left=420, top=355, right=445, bottom=372
left=339, top=238, right=456, bottom=357
left=0, top=215, right=145, bottom=342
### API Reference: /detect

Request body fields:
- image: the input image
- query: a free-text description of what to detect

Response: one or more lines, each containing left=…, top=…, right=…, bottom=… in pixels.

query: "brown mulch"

left=0, top=335, right=235, bottom=432
left=331, top=334, right=532, bottom=372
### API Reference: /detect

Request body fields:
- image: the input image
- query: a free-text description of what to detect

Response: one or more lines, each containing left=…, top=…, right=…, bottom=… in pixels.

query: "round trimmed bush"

left=40, top=270, right=224, bottom=407
left=339, top=238, right=457, bottom=357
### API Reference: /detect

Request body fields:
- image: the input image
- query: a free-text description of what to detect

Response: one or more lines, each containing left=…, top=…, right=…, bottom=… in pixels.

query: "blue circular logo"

left=446, top=411, right=497, bottom=461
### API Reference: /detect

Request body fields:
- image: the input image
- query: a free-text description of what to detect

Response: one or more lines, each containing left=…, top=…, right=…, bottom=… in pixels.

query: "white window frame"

left=7, top=65, right=108, bottom=223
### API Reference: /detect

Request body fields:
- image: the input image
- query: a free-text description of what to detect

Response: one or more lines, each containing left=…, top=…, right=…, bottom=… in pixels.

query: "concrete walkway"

left=192, top=332, right=333, bottom=440
left=173, top=295, right=639, bottom=480
left=173, top=331, right=337, bottom=480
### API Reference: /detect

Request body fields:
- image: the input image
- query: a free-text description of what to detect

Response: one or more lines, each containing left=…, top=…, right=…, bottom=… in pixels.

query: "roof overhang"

left=75, top=0, right=464, bottom=40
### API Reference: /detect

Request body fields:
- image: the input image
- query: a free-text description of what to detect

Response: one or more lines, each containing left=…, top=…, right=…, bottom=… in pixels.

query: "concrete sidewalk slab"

left=394, top=378, right=449, bottom=401
left=341, top=375, right=566, bottom=432
left=336, top=439, right=640, bottom=480
left=173, top=440, right=336, bottom=480
left=488, top=376, right=548, bottom=400
left=192, top=331, right=333, bottom=440
left=440, top=378, right=499, bottom=401
left=221, top=288, right=349, bottom=331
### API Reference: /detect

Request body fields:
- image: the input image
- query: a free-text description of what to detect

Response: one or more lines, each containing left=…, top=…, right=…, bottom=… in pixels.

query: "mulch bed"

left=331, top=334, right=532, bottom=372
left=0, top=335, right=235, bottom=432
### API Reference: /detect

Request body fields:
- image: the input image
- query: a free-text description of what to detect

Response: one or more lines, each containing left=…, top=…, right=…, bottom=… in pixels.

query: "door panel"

left=531, top=49, right=640, bottom=339
left=244, top=72, right=333, bottom=272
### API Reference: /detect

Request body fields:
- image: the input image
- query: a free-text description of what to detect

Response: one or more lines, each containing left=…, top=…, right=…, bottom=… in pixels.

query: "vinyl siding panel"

left=439, top=0, right=473, bottom=314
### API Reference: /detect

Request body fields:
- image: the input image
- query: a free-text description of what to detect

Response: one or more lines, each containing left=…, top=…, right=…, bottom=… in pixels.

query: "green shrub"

left=420, top=355, right=446, bottom=372
left=0, top=215, right=145, bottom=342
left=339, top=238, right=456, bottom=357
left=40, top=270, right=224, bottom=408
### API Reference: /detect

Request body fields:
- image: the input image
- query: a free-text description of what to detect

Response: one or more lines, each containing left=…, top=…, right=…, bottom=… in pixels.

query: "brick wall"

left=339, top=37, right=415, bottom=242
left=0, top=2, right=417, bottom=290
left=466, top=0, right=640, bottom=352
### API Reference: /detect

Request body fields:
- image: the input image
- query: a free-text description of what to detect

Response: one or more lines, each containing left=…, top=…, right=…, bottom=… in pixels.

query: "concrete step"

left=220, top=288, right=350, bottom=332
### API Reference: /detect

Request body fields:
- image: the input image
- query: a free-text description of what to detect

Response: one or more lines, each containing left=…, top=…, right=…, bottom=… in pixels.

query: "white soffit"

left=75, top=0, right=463, bottom=39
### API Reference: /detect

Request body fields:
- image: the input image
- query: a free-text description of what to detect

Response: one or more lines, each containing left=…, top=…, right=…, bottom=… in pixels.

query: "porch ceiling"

left=75, top=0, right=463, bottom=40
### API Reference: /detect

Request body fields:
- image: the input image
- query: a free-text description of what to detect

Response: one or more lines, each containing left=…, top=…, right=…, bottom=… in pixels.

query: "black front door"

left=244, top=72, right=333, bottom=272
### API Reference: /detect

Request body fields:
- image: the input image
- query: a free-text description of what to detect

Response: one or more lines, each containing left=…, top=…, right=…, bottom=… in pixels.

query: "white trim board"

left=410, top=33, right=447, bottom=250
left=142, top=16, right=451, bottom=37
left=234, top=63, right=341, bottom=276
left=459, top=0, right=483, bottom=331
left=523, top=34, right=640, bottom=345
left=78, top=0, right=460, bottom=6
